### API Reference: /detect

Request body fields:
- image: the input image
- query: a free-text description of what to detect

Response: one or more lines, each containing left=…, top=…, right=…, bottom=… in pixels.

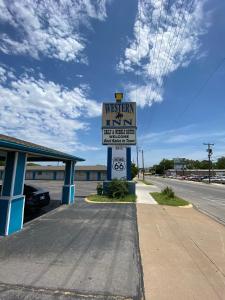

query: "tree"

left=131, top=163, right=138, bottom=179
left=198, top=160, right=209, bottom=169
left=216, top=157, right=225, bottom=169
left=152, top=159, right=173, bottom=175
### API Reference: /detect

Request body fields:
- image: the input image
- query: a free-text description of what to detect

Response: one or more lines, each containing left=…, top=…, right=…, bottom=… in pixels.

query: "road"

left=146, top=176, right=225, bottom=225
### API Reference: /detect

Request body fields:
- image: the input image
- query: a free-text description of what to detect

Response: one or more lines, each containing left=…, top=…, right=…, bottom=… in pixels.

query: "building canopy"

left=0, top=134, right=85, bottom=162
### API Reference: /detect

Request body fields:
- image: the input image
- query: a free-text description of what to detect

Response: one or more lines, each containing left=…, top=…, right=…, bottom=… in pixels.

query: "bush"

left=107, top=179, right=129, bottom=199
left=96, top=183, right=103, bottom=195
left=131, top=163, right=138, bottom=179
left=161, top=186, right=175, bottom=198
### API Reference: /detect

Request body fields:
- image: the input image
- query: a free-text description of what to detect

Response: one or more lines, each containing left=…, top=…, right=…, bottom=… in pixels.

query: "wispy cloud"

left=118, top=0, right=210, bottom=107
left=0, top=0, right=110, bottom=62
left=139, top=125, right=225, bottom=146
left=138, top=125, right=225, bottom=166
left=0, top=66, right=101, bottom=152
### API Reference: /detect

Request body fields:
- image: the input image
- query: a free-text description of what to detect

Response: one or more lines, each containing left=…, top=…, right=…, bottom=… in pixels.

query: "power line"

left=146, top=0, right=189, bottom=130
left=161, top=0, right=194, bottom=82
left=144, top=0, right=164, bottom=104
left=175, top=57, right=225, bottom=121
left=150, top=0, right=171, bottom=85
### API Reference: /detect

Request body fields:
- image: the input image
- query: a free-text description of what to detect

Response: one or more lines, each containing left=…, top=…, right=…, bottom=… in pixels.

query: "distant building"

left=0, top=165, right=107, bottom=181
left=166, top=169, right=225, bottom=177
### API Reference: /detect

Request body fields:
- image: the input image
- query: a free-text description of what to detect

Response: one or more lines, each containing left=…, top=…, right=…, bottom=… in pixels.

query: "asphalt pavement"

left=146, top=176, right=225, bottom=225
left=0, top=181, right=144, bottom=299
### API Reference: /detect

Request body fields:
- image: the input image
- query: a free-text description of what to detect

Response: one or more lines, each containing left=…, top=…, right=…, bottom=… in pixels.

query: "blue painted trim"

left=126, top=147, right=131, bottom=180
left=107, top=147, right=112, bottom=181
left=0, top=199, right=8, bottom=235
left=62, top=185, right=75, bottom=204
left=64, top=161, right=72, bottom=185
left=13, top=152, right=26, bottom=196
left=32, top=171, right=36, bottom=180
left=2, top=152, right=16, bottom=196
left=0, top=196, right=25, bottom=236
left=86, top=171, right=90, bottom=181
left=97, top=171, right=101, bottom=181
left=53, top=171, right=57, bottom=180
left=71, top=161, right=75, bottom=183
left=70, top=185, right=75, bottom=204
left=8, top=196, right=24, bottom=235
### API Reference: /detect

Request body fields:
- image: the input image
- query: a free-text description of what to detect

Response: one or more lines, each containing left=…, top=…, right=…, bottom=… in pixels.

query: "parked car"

left=0, top=184, right=50, bottom=212
left=188, top=175, right=201, bottom=182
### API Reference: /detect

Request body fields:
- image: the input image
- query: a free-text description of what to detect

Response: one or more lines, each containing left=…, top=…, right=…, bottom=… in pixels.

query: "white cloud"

left=0, top=0, right=110, bottom=62
left=0, top=66, right=101, bottom=153
left=119, top=0, right=210, bottom=107
left=0, top=66, right=6, bottom=82
left=139, top=125, right=225, bottom=146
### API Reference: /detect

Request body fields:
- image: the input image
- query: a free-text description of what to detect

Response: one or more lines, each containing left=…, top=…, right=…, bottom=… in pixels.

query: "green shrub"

left=131, top=163, right=138, bottom=179
left=96, top=183, right=103, bottom=195
left=161, top=186, right=175, bottom=198
left=107, top=179, right=129, bottom=199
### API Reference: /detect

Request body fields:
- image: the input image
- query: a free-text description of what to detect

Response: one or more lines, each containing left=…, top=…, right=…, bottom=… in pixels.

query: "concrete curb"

left=178, top=203, right=193, bottom=208
left=193, top=204, right=225, bottom=227
left=85, top=197, right=136, bottom=204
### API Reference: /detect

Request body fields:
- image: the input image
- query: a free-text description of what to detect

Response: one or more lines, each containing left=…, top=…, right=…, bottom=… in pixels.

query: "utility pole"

left=136, top=145, right=139, bottom=178
left=203, top=143, right=214, bottom=184
left=142, top=149, right=145, bottom=181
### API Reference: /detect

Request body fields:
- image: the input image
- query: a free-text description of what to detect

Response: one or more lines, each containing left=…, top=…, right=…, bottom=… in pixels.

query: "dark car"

left=0, top=184, right=50, bottom=212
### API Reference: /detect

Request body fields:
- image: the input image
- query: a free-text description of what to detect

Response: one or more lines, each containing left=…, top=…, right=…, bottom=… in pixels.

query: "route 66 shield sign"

left=111, top=146, right=127, bottom=179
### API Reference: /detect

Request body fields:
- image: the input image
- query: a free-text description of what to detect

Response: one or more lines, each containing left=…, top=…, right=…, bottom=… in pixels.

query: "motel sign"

left=102, top=101, right=136, bottom=145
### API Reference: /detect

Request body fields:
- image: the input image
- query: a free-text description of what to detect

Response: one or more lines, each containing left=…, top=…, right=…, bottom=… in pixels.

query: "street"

left=146, top=176, right=225, bottom=225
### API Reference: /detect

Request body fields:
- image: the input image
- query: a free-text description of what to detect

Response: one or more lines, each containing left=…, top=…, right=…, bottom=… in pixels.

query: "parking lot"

left=20, top=181, right=99, bottom=223
left=0, top=181, right=143, bottom=300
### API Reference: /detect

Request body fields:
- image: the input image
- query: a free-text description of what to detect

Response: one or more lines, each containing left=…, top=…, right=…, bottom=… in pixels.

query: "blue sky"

left=0, top=0, right=225, bottom=166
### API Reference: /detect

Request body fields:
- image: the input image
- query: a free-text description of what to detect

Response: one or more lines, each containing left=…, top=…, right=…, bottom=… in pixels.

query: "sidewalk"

left=136, top=181, right=159, bottom=204
left=137, top=203, right=225, bottom=300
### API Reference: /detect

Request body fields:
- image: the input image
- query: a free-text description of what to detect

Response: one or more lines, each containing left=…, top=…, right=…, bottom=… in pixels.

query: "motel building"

left=0, top=165, right=107, bottom=182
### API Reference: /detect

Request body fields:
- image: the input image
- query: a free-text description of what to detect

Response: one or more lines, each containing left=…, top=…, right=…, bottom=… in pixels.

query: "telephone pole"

left=203, top=143, right=214, bottom=184
left=136, top=145, right=139, bottom=178
left=142, top=149, right=145, bottom=181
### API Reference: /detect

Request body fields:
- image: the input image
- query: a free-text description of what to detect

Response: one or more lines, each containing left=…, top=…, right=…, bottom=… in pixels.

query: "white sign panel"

left=111, top=146, right=127, bottom=179
left=174, top=158, right=186, bottom=171
left=102, top=128, right=136, bottom=145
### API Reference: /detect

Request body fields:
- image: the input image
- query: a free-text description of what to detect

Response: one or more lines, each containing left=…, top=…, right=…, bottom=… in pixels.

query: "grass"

left=87, top=194, right=136, bottom=203
left=151, top=192, right=189, bottom=206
